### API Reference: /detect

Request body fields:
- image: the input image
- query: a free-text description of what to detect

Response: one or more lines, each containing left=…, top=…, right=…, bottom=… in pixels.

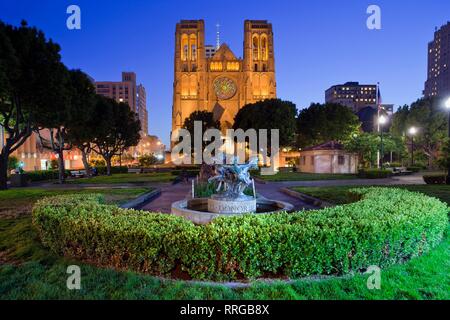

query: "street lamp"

left=378, top=115, right=388, bottom=169
left=445, top=98, right=450, bottom=184
left=408, top=126, right=418, bottom=166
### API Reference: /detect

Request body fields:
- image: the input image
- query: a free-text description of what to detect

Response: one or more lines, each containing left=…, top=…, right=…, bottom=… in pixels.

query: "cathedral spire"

left=216, top=22, right=221, bottom=49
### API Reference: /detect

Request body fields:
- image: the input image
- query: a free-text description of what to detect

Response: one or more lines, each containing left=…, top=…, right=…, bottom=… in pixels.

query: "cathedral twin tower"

left=172, top=20, right=277, bottom=134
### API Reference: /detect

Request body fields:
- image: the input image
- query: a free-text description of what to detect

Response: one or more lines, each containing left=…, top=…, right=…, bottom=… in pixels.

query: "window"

left=254, top=63, right=258, bottom=72
left=253, top=35, right=259, bottom=61
left=310, top=156, right=314, bottom=165
left=301, top=156, right=306, bottom=165
left=338, top=155, right=345, bottom=165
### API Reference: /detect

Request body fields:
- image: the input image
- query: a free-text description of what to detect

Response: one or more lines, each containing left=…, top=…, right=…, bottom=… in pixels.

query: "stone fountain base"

left=207, top=195, right=256, bottom=214
left=171, top=197, right=294, bottom=225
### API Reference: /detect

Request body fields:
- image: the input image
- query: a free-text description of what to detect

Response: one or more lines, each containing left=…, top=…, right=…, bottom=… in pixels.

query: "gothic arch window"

left=181, top=34, right=189, bottom=61
left=189, top=74, right=197, bottom=96
left=252, top=34, right=260, bottom=61
left=261, top=34, right=268, bottom=61
left=189, top=34, right=197, bottom=61
left=181, top=74, right=189, bottom=97
left=260, top=74, right=269, bottom=96
left=176, top=112, right=182, bottom=127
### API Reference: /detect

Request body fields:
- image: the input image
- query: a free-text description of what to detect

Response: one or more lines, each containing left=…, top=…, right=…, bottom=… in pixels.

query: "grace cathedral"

left=171, top=20, right=277, bottom=134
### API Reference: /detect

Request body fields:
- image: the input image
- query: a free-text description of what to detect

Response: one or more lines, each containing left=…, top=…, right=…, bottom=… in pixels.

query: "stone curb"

left=280, top=187, right=332, bottom=208
left=120, top=188, right=162, bottom=209
left=151, top=273, right=356, bottom=289
left=253, top=177, right=268, bottom=184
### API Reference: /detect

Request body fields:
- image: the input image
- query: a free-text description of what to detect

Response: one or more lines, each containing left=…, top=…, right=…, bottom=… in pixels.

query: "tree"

left=437, top=139, right=450, bottom=180
left=233, top=99, right=297, bottom=147
left=91, top=97, right=141, bottom=176
left=345, top=133, right=379, bottom=168
left=390, top=97, right=447, bottom=168
left=35, top=66, right=73, bottom=184
left=7, top=155, right=18, bottom=171
left=0, top=21, right=66, bottom=189
left=138, top=154, right=160, bottom=167
left=182, top=110, right=220, bottom=152
left=183, top=111, right=220, bottom=136
left=297, top=103, right=361, bottom=148
left=344, top=132, right=405, bottom=168
left=65, top=70, right=97, bottom=176
left=390, top=104, right=409, bottom=137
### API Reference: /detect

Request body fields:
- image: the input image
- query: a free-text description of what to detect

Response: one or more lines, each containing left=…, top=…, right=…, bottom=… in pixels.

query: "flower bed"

left=32, top=188, right=448, bottom=281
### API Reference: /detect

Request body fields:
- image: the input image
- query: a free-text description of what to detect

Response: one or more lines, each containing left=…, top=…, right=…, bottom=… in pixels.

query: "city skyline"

left=1, top=1, right=450, bottom=145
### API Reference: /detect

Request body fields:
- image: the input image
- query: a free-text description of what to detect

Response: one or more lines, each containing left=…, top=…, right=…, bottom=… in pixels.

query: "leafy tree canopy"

left=233, top=98, right=297, bottom=147
left=183, top=110, right=221, bottom=135
left=297, top=103, right=361, bottom=148
left=91, top=96, right=141, bottom=175
left=0, top=20, right=67, bottom=188
left=390, top=97, right=447, bottom=167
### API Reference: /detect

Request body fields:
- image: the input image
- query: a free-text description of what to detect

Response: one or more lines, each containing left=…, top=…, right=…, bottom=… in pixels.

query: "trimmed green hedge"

left=95, top=166, right=128, bottom=175
left=423, top=175, right=446, bottom=185
left=26, top=170, right=71, bottom=182
left=406, top=166, right=422, bottom=173
left=32, top=188, right=448, bottom=281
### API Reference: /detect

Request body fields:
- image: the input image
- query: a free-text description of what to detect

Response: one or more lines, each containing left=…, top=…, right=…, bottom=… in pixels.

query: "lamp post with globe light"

left=378, top=115, right=388, bottom=169
left=408, top=127, right=418, bottom=166
left=445, top=98, right=450, bottom=184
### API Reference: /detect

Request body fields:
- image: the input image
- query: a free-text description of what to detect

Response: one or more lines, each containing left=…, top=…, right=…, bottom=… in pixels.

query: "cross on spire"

left=216, top=23, right=221, bottom=49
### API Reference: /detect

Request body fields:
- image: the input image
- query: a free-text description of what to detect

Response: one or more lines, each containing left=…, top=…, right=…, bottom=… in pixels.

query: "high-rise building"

left=325, top=82, right=377, bottom=112
left=137, top=84, right=149, bottom=135
left=205, top=45, right=217, bottom=58
left=171, top=20, right=277, bottom=134
left=95, top=72, right=137, bottom=113
left=424, top=22, right=450, bottom=98
left=95, top=72, right=149, bottom=134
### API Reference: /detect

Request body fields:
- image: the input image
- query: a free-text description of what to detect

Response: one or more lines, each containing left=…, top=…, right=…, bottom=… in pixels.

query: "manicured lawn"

left=0, top=187, right=151, bottom=218
left=67, top=172, right=176, bottom=184
left=0, top=185, right=448, bottom=299
left=257, top=171, right=358, bottom=182
left=292, top=185, right=450, bottom=206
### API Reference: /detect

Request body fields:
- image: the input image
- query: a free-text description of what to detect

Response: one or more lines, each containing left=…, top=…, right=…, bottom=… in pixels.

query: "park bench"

left=70, top=170, right=87, bottom=178
left=279, top=167, right=294, bottom=173
left=392, top=167, right=413, bottom=176
left=128, top=168, right=142, bottom=174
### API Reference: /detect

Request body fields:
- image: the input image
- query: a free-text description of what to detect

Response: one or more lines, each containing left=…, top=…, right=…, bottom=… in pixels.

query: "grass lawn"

left=292, top=185, right=450, bottom=206
left=257, top=171, right=358, bottom=182
left=67, top=172, right=176, bottom=184
left=0, top=187, right=151, bottom=219
left=0, top=185, right=448, bottom=299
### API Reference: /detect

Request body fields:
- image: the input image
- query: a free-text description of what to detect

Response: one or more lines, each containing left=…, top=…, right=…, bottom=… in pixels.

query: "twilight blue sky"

left=1, top=0, right=449, bottom=145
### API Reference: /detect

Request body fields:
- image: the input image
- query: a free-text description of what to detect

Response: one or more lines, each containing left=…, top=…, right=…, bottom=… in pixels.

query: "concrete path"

left=255, top=182, right=317, bottom=210
left=141, top=179, right=317, bottom=213
left=141, top=181, right=192, bottom=213
left=25, top=173, right=426, bottom=214
left=257, top=173, right=425, bottom=189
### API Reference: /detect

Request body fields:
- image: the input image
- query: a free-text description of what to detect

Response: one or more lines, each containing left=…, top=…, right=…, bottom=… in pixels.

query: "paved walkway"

left=140, top=174, right=425, bottom=213
left=141, top=181, right=192, bottom=213
left=26, top=173, right=426, bottom=214
left=258, top=173, right=425, bottom=189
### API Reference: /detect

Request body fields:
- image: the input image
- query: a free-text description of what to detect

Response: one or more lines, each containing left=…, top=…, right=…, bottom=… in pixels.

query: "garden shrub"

left=95, top=166, right=128, bottom=175
left=358, top=169, right=392, bottom=179
left=406, top=166, right=422, bottom=173
left=32, top=188, right=448, bottom=281
left=423, top=175, right=446, bottom=185
left=26, top=170, right=71, bottom=182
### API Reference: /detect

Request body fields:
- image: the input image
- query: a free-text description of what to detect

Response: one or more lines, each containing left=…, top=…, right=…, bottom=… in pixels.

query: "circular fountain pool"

left=171, top=197, right=294, bottom=225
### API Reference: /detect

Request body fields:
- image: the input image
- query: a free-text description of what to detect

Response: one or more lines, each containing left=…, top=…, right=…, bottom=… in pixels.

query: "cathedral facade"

left=171, top=20, right=277, bottom=134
